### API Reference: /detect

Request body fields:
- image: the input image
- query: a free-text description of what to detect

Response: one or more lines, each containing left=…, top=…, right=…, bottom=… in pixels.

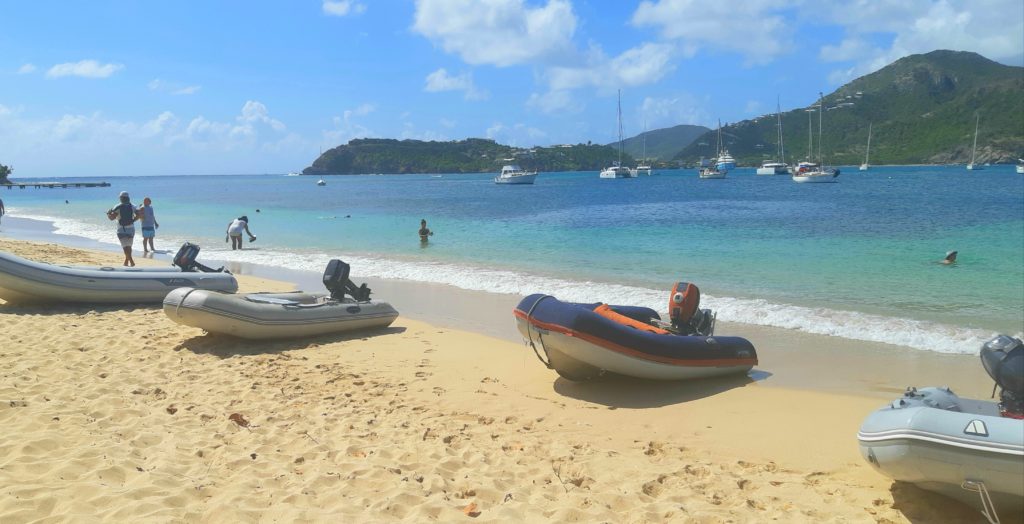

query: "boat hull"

left=858, top=388, right=1024, bottom=513
left=599, top=168, right=631, bottom=179
left=513, top=294, right=756, bottom=381
left=494, top=173, right=538, bottom=184
left=163, top=288, right=399, bottom=339
left=0, top=251, right=238, bottom=304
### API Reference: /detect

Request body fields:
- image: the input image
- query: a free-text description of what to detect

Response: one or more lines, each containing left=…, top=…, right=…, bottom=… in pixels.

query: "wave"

left=11, top=211, right=1015, bottom=355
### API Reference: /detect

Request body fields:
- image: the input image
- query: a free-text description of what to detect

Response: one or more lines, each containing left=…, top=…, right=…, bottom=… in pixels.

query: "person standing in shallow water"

left=137, top=197, right=159, bottom=253
left=418, top=219, right=433, bottom=243
left=226, top=215, right=256, bottom=250
left=106, top=191, right=141, bottom=266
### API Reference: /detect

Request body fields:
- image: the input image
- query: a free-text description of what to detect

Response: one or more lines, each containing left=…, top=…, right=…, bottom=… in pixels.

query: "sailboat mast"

left=971, top=114, right=979, bottom=165
left=616, top=89, right=623, bottom=165
left=776, top=96, right=784, bottom=164
left=864, top=123, right=871, bottom=165
left=806, top=108, right=813, bottom=161
left=817, top=92, right=824, bottom=165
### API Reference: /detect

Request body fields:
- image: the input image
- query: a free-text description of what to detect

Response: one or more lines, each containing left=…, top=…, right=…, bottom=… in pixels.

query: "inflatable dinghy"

left=164, top=259, right=398, bottom=339
left=513, top=282, right=757, bottom=381
left=858, top=335, right=1024, bottom=521
left=0, top=243, right=237, bottom=304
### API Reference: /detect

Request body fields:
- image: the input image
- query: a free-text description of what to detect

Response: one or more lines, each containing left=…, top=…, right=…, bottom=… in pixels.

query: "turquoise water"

left=3, top=165, right=1022, bottom=354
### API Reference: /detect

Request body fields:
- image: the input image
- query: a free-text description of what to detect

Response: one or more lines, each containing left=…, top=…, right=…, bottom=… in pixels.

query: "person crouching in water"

left=107, top=191, right=141, bottom=266
left=419, top=219, right=433, bottom=243
left=137, top=197, right=159, bottom=253
left=226, top=215, right=256, bottom=250
left=940, top=250, right=958, bottom=265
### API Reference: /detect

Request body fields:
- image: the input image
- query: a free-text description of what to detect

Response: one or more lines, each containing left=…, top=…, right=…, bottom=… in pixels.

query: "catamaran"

left=859, top=122, right=871, bottom=171
left=757, top=98, right=789, bottom=175
left=966, top=114, right=983, bottom=170
left=600, top=90, right=633, bottom=179
left=792, top=92, right=839, bottom=183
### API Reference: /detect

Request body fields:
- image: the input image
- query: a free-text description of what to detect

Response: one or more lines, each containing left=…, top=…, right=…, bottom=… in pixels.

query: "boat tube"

left=857, top=335, right=1024, bottom=521
left=163, top=259, right=398, bottom=339
left=512, top=283, right=757, bottom=381
left=0, top=243, right=237, bottom=304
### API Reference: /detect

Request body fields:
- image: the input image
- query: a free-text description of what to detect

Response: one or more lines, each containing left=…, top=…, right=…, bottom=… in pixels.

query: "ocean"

left=3, top=165, right=1022, bottom=355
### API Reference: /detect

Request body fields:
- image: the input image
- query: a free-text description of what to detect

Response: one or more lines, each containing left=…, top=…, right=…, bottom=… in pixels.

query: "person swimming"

left=941, top=251, right=958, bottom=265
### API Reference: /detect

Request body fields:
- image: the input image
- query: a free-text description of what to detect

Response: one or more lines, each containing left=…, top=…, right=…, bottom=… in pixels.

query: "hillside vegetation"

left=674, top=51, right=1024, bottom=166
left=614, top=124, right=709, bottom=161
left=303, top=138, right=634, bottom=175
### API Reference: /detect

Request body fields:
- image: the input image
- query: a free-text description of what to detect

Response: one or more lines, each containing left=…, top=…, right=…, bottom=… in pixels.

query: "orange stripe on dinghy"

left=592, top=304, right=670, bottom=334
left=513, top=309, right=757, bottom=367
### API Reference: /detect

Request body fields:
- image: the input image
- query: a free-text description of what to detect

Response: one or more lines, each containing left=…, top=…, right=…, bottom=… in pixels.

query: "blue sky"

left=2, top=0, right=1022, bottom=177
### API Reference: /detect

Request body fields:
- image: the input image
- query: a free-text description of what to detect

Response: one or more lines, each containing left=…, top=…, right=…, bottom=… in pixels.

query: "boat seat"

left=245, top=295, right=301, bottom=306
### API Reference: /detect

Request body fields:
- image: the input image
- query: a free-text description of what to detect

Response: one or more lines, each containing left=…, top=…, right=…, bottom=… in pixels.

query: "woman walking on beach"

left=137, top=197, right=159, bottom=253
left=0, top=196, right=5, bottom=226
left=226, top=215, right=256, bottom=250
left=106, top=191, right=141, bottom=266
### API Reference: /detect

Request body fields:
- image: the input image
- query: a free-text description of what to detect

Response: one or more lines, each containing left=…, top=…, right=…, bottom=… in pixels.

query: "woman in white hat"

left=106, top=191, right=141, bottom=266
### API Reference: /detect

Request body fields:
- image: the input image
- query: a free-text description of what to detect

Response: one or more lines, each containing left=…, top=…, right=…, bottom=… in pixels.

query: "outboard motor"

left=668, top=281, right=715, bottom=336
left=323, top=259, right=372, bottom=302
left=980, top=335, right=1024, bottom=418
left=172, top=242, right=225, bottom=273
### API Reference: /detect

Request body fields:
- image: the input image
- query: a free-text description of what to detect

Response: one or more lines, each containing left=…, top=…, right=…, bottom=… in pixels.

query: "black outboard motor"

left=980, top=335, right=1024, bottom=418
left=172, top=242, right=226, bottom=273
left=323, top=259, right=372, bottom=302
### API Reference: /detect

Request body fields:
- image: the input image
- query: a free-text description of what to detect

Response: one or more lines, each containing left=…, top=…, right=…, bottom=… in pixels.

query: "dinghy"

left=858, top=335, right=1024, bottom=522
left=0, top=243, right=236, bottom=304
left=163, top=259, right=398, bottom=339
left=513, top=282, right=757, bottom=381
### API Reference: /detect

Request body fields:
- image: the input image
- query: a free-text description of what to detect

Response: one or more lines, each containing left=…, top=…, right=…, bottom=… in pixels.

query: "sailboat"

left=792, top=92, right=839, bottom=183
left=700, top=121, right=728, bottom=179
left=966, top=114, right=983, bottom=170
left=1017, top=159, right=1024, bottom=174
left=600, top=90, right=632, bottom=179
left=859, top=123, right=871, bottom=171
left=632, top=121, right=653, bottom=176
left=757, top=97, right=789, bottom=175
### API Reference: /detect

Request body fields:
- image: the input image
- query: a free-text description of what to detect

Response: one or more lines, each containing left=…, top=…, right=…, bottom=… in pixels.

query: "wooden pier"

left=2, top=181, right=111, bottom=190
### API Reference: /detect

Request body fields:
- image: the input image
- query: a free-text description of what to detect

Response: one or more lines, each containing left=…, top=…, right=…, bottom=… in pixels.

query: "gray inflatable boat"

left=0, top=243, right=237, bottom=304
left=858, top=336, right=1024, bottom=522
left=163, top=259, right=398, bottom=339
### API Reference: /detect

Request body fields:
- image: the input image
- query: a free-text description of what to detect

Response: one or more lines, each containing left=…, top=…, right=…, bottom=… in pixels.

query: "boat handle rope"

left=173, top=288, right=200, bottom=318
left=523, top=295, right=553, bottom=369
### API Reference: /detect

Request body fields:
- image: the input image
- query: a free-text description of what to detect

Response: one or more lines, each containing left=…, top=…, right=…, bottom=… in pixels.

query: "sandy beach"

left=0, top=238, right=1009, bottom=522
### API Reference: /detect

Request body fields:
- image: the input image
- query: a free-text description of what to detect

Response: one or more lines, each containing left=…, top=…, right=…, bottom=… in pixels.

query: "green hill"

left=612, top=124, right=709, bottom=161
left=674, top=50, right=1024, bottom=166
left=303, top=138, right=634, bottom=175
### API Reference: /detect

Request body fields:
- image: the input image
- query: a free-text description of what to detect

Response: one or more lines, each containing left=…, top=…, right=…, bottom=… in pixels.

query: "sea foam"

left=14, top=211, right=1016, bottom=355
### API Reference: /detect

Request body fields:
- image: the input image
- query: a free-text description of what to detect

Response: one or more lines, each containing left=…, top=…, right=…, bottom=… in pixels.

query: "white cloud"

left=323, top=104, right=377, bottom=147
left=813, top=1, right=1024, bottom=82
left=632, top=0, right=792, bottom=65
left=485, top=121, right=547, bottom=147
left=424, top=68, right=489, bottom=100
left=639, top=93, right=711, bottom=129
left=525, top=90, right=582, bottom=114
left=820, top=38, right=875, bottom=63
left=412, top=0, right=577, bottom=67
left=238, top=100, right=286, bottom=132
left=46, top=60, right=124, bottom=79
left=0, top=101, right=306, bottom=175
left=17, top=64, right=36, bottom=74
left=172, top=86, right=201, bottom=95
left=744, top=100, right=764, bottom=116
left=322, top=0, right=366, bottom=16
left=150, top=78, right=202, bottom=95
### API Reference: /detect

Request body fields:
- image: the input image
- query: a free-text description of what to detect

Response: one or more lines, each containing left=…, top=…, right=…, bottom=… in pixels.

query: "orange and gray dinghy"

left=513, top=283, right=757, bottom=381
